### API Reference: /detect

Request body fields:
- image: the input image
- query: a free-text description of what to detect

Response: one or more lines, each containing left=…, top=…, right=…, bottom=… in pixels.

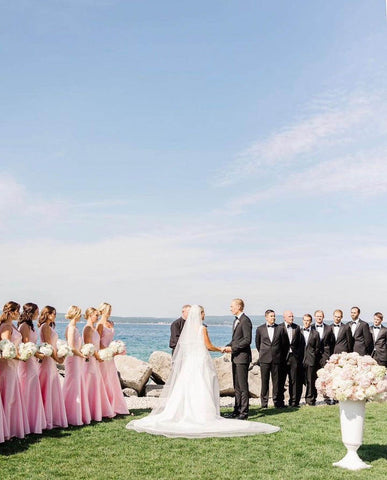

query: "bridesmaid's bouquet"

left=316, top=352, right=387, bottom=402
left=39, top=342, right=54, bottom=358
left=56, top=340, right=73, bottom=359
left=98, top=347, right=114, bottom=361
left=81, top=343, right=95, bottom=361
left=0, top=339, right=17, bottom=359
left=109, top=340, right=126, bottom=355
left=18, top=342, right=38, bottom=361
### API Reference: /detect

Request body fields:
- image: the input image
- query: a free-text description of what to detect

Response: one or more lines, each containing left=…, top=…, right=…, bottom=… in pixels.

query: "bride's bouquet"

left=98, top=347, right=114, bottom=361
left=0, top=339, right=17, bottom=359
left=109, top=340, right=126, bottom=355
left=316, top=352, right=387, bottom=402
left=56, top=340, right=73, bottom=359
left=81, top=343, right=95, bottom=361
left=39, top=342, right=54, bottom=358
left=18, top=342, right=38, bottom=361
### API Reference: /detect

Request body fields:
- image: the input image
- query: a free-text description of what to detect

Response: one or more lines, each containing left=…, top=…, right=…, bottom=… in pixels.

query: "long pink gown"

left=99, top=325, right=128, bottom=415
left=0, top=325, right=30, bottom=439
left=38, top=326, right=68, bottom=429
left=0, top=393, right=9, bottom=442
left=63, top=326, right=91, bottom=425
left=18, top=327, right=47, bottom=434
left=82, top=327, right=115, bottom=421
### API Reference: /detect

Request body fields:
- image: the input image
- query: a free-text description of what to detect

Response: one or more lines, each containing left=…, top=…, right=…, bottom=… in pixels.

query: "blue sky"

left=1, top=1, right=387, bottom=318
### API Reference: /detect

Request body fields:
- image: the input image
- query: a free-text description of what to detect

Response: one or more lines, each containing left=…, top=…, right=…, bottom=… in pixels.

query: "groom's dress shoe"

left=224, top=412, right=238, bottom=418
left=237, top=415, right=248, bottom=420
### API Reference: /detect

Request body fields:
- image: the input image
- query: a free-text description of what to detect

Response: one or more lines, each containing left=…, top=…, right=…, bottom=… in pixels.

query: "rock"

left=148, top=351, right=172, bottom=384
left=213, top=355, right=234, bottom=396
left=145, top=385, right=164, bottom=397
left=122, top=388, right=138, bottom=397
left=114, top=355, right=152, bottom=394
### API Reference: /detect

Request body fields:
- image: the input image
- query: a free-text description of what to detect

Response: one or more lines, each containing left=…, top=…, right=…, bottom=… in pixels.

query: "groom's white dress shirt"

left=266, top=324, right=274, bottom=342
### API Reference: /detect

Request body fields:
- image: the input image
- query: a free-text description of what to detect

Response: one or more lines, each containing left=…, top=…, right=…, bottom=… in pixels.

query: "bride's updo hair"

left=84, top=307, right=98, bottom=320
left=38, top=306, right=56, bottom=327
left=199, top=305, right=204, bottom=313
left=65, top=305, right=82, bottom=321
left=98, top=302, right=112, bottom=317
left=18, top=302, right=39, bottom=331
left=0, top=301, right=20, bottom=323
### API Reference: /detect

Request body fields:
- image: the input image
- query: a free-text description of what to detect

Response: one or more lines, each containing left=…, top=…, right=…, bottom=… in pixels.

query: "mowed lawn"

left=1, top=403, right=386, bottom=480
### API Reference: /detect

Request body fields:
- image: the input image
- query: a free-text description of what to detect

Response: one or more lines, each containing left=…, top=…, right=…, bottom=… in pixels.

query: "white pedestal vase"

left=333, top=400, right=371, bottom=470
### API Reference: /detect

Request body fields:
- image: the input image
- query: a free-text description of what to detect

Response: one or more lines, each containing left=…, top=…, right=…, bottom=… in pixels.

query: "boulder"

left=122, top=387, right=138, bottom=397
left=114, top=355, right=152, bottom=394
left=148, top=351, right=172, bottom=384
left=145, top=385, right=164, bottom=397
left=213, top=354, right=234, bottom=396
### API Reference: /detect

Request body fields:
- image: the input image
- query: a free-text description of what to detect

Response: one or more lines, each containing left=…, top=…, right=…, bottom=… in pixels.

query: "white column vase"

left=333, top=400, right=371, bottom=470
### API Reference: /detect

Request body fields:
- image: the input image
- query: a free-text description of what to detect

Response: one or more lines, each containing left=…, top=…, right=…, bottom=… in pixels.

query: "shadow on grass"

left=361, top=444, right=387, bottom=462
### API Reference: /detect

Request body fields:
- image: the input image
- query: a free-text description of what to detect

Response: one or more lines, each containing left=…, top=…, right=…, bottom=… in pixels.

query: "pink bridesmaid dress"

left=62, top=326, right=91, bottom=425
left=38, top=326, right=68, bottom=429
left=83, top=327, right=115, bottom=421
left=99, top=325, right=128, bottom=415
left=0, top=395, right=9, bottom=442
left=18, top=327, right=47, bottom=434
left=0, top=325, right=30, bottom=439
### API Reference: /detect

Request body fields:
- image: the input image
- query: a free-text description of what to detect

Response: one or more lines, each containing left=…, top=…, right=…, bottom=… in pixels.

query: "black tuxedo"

left=332, top=323, right=353, bottom=354
left=370, top=325, right=387, bottom=366
left=313, top=323, right=334, bottom=368
left=169, top=317, right=185, bottom=354
left=227, top=313, right=252, bottom=417
left=300, top=328, right=320, bottom=405
left=351, top=319, right=373, bottom=356
left=255, top=323, right=289, bottom=408
left=280, top=322, right=303, bottom=406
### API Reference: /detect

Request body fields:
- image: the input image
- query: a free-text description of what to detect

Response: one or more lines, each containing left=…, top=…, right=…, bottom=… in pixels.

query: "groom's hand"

left=223, top=346, right=232, bottom=353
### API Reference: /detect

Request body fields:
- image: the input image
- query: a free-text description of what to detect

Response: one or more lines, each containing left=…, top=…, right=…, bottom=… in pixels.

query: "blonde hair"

left=65, top=305, right=82, bottom=320
left=98, top=302, right=112, bottom=316
left=232, top=298, right=245, bottom=311
left=0, top=301, right=20, bottom=323
left=84, top=307, right=98, bottom=320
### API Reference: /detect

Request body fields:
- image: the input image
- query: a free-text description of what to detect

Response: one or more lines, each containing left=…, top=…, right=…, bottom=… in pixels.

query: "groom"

left=224, top=298, right=252, bottom=420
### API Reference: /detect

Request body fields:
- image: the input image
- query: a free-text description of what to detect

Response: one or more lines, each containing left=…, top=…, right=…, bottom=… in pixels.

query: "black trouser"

left=283, top=353, right=302, bottom=406
left=232, top=362, right=249, bottom=416
left=260, top=362, right=283, bottom=407
left=303, top=364, right=317, bottom=405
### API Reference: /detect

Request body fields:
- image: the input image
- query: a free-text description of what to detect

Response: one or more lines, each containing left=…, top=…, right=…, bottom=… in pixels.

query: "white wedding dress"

left=126, top=305, right=280, bottom=438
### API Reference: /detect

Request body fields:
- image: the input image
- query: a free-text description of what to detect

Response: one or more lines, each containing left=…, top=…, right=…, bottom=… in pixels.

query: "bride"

left=126, top=305, right=279, bottom=438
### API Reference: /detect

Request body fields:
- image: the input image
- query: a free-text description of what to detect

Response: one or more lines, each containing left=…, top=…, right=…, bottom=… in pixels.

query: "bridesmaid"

left=0, top=395, right=8, bottom=443
left=0, top=301, right=29, bottom=439
left=83, top=307, right=114, bottom=421
left=97, top=302, right=128, bottom=415
left=62, top=305, right=91, bottom=426
left=38, top=306, right=68, bottom=429
left=18, top=303, right=47, bottom=434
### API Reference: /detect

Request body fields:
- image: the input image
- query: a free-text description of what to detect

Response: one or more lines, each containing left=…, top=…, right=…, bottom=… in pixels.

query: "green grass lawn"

left=1, top=403, right=386, bottom=480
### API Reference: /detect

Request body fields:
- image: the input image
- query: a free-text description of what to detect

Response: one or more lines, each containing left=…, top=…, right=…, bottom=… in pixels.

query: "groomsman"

left=313, top=310, right=334, bottom=368
left=169, top=305, right=191, bottom=355
left=224, top=298, right=252, bottom=420
left=280, top=311, right=303, bottom=407
left=370, top=312, right=387, bottom=367
left=332, top=309, right=353, bottom=353
left=300, top=314, right=320, bottom=406
left=255, top=309, right=289, bottom=408
left=350, top=306, right=372, bottom=355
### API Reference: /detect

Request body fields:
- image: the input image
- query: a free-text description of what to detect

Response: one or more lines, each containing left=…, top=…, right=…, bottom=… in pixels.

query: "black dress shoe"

left=237, top=415, right=248, bottom=420
left=224, top=412, right=239, bottom=418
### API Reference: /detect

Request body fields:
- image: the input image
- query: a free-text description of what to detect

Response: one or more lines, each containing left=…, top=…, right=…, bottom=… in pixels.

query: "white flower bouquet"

left=0, top=339, right=17, bottom=359
left=81, top=343, right=95, bottom=361
left=18, top=342, right=38, bottom=361
left=98, top=347, right=114, bottom=361
left=39, top=342, right=54, bottom=357
left=316, top=352, right=387, bottom=402
left=109, top=340, right=126, bottom=355
left=56, top=340, right=73, bottom=359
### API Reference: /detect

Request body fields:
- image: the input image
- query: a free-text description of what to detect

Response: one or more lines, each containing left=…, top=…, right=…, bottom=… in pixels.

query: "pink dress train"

left=0, top=325, right=30, bottom=439
left=82, top=327, right=115, bottom=421
left=0, top=395, right=9, bottom=443
left=38, top=326, right=68, bottom=429
left=18, top=328, right=47, bottom=434
left=63, top=326, right=91, bottom=425
left=99, top=325, right=128, bottom=415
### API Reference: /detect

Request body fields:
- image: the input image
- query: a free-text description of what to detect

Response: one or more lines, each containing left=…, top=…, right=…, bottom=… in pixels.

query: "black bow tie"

left=334, top=324, right=341, bottom=328
left=316, top=325, right=323, bottom=328
left=351, top=321, right=357, bottom=325
left=267, top=325, right=275, bottom=328
left=286, top=324, right=292, bottom=329
left=234, top=316, right=238, bottom=320
left=303, top=328, right=310, bottom=332
left=373, top=326, right=380, bottom=329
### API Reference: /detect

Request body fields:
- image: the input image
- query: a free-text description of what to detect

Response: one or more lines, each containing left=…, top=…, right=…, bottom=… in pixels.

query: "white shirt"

left=351, top=319, right=359, bottom=336
left=315, top=323, right=324, bottom=339
left=373, top=325, right=381, bottom=341
left=333, top=323, right=341, bottom=340
left=233, top=312, right=243, bottom=330
left=302, top=328, right=310, bottom=344
left=266, top=324, right=275, bottom=342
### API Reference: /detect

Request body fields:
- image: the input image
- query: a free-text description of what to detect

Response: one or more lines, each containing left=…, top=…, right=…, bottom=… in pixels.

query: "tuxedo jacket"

left=169, top=317, right=185, bottom=349
left=280, top=322, right=302, bottom=361
left=370, top=325, right=387, bottom=365
left=227, top=313, right=252, bottom=364
left=313, top=323, right=334, bottom=366
left=332, top=323, right=353, bottom=354
left=352, top=319, right=373, bottom=355
left=255, top=323, right=289, bottom=364
left=300, top=329, right=320, bottom=367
